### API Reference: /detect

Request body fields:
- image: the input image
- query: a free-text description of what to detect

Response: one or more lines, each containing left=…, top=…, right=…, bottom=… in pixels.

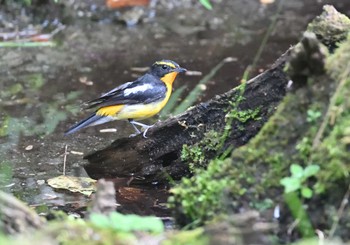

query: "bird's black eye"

left=162, top=65, right=168, bottom=70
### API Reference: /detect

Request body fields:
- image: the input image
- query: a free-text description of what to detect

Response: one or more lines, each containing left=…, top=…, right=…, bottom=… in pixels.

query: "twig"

left=329, top=184, right=350, bottom=237
left=315, top=229, right=325, bottom=245
left=312, top=65, right=350, bottom=149
left=287, top=218, right=299, bottom=236
left=172, top=57, right=236, bottom=115
left=63, top=145, right=68, bottom=176
left=244, top=0, right=285, bottom=81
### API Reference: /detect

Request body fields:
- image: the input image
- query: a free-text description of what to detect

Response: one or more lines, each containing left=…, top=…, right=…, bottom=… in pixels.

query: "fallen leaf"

left=25, top=145, right=33, bottom=150
left=70, top=150, right=84, bottom=155
left=47, top=175, right=97, bottom=196
left=79, top=76, right=94, bottom=86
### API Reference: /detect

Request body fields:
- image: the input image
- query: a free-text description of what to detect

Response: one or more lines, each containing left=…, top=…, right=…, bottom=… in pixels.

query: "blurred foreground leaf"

left=199, top=0, right=212, bottom=10
left=90, top=212, right=164, bottom=233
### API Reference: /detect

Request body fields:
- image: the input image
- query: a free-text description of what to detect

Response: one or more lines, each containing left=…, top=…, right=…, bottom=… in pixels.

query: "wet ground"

left=0, top=0, right=350, bottom=218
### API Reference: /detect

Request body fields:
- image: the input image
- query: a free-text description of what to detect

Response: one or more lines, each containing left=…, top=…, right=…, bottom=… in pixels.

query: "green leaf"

left=9, top=83, right=23, bottom=95
left=301, top=187, right=313, bottom=199
left=199, top=0, right=212, bottom=10
left=290, top=164, right=303, bottom=178
left=90, top=213, right=111, bottom=228
left=280, top=177, right=301, bottom=193
left=90, top=212, right=164, bottom=233
left=303, top=165, right=320, bottom=178
left=27, top=74, right=45, bottom=89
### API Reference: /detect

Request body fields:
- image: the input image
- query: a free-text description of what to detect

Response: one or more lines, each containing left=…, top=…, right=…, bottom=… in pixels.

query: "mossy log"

left=84, top=5, right=350, bottom=184
left=169, top=5, right=350, bottom=240
left=84, top=55, right=289, bottom=182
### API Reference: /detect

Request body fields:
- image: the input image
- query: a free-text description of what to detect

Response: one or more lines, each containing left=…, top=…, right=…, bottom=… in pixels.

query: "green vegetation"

left=0, top=162, right=13, bottom=189
left=169, top=26, right=350, bottom=235
left=160, top=85, right=187, bottom=118
left=199, top=0, right=212, bottom=10
left=172, top=78, right=264, bottom=225
left=283, top=192, right=314, bottom=238
left=163, top=228, right=208, bottom=245
left=280, top=164, right=320, bottom=199
left=89, top=212, right=164, bottom=233
left=0, top=205, right=209, bottom=245
left=169, top=158, right=236, bottom=226
left=172, top=57, right=235, bottom=116
left=306, top=109, right=322, bottom=123
left=181, top=130, right=221, bottom=170
left=280, top=164, right=320, bottom=238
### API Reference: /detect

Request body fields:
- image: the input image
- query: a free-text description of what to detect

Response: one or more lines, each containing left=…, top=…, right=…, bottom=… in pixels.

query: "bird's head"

left=149, top=60, right=187, bottom=79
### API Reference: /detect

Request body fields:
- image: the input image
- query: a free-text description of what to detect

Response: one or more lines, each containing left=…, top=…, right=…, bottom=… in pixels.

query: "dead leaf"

left=79, top=76, right=94, bottom=86
left=47, top=175, right=97, bottom=196
left=25, top=145, right=33, bottom=151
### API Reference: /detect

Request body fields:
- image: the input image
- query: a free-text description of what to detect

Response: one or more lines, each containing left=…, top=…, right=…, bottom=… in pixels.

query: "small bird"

left=65, top=60, right=186, bottom=137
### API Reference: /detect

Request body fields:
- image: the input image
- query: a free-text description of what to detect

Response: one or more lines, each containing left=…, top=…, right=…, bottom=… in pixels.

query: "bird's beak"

left=174, top=67, right=187, bottom=73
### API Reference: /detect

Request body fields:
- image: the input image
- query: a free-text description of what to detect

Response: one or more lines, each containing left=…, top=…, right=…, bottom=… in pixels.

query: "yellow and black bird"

left=65, top=60, right=186, bottom=137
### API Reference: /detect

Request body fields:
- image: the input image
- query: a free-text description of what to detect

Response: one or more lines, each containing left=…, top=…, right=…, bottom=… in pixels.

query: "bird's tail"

left=64, top=113, right=112, bottom=135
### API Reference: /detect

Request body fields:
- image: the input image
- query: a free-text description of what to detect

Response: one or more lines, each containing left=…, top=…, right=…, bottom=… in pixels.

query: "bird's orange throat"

left=161, top=72, right=178, bottom=86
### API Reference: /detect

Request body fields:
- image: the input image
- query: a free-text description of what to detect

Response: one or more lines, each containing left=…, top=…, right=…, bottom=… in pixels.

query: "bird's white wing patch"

left=123, top=84, right=153, bottom=96
left=102, top=82, right=133, bottom=96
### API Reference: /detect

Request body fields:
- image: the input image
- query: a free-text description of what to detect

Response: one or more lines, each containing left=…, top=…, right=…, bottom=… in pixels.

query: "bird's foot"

left=129, top=133, right=138, bottom=138
left=141, top=124, right=154, bottom=138
left=128, top=119, right=154, bottom=138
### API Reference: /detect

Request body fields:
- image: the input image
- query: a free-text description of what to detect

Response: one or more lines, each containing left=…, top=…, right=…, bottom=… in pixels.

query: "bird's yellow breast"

left=114, top=99, right=168, bottom=120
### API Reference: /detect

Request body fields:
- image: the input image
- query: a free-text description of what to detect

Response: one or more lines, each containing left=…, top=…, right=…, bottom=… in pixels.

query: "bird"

left=65, top=60, right=186, bottom=137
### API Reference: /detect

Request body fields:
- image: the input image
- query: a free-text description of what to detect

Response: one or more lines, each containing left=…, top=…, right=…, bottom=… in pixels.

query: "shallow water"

left=0, top=0, right=349, bottom=216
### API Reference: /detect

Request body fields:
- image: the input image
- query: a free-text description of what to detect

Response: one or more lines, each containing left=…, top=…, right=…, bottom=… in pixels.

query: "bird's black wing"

left=85, top=74, right=167, bottom=109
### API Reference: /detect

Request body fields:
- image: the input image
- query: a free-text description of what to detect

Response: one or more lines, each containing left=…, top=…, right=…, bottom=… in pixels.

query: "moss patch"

left=170, top=24, right=350, bottom=235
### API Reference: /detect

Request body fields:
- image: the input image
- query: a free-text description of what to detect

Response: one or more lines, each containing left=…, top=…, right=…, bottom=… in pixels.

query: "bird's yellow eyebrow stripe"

left=155, top=61, right=176, bottom=69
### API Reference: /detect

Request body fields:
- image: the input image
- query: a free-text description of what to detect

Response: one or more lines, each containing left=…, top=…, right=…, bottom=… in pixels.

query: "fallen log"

left=84, top=53, right=290, bottom=182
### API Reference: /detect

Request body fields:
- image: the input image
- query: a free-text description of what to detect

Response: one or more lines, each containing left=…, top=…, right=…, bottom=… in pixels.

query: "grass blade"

left=173, top=57, right=236, bottom=115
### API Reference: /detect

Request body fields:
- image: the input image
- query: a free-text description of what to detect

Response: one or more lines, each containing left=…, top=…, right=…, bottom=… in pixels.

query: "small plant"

left=280, top=164, right=320, bottom=238
left=280, top=163, right=320, bottom=198
left=296, top=137, right=312, bottom=161
left=306, top=109, right=322, bottom=123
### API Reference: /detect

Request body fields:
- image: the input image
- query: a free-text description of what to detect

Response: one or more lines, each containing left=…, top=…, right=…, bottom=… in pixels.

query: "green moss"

left=169, top=158, right=238, bottom=225
left=179, top=81, right=263, bottom=174
left=312, top=103, right=350, bottom=192
left=163, top=228, right=208, bottom=245
left=307, top=5, right=350, bottom=46
left=227, top=106, right=261, bottom=123
left=181, top=130, right=222, bottom=170
left=171, top=33, right=350, bottom=227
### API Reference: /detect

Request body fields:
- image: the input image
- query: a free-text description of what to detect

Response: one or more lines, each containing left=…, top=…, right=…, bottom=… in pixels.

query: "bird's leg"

left=128, top=119, right=141, bottom=137
left=128, top=119, right=154, bottom=138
